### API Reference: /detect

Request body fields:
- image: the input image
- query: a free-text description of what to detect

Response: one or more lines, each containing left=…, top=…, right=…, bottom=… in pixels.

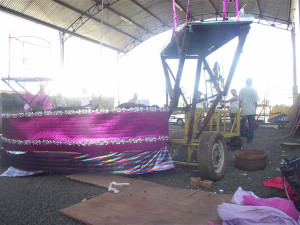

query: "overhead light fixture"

left=175, top=2, right=184, bottom=11
left=120, top=16, right=132, bottom=25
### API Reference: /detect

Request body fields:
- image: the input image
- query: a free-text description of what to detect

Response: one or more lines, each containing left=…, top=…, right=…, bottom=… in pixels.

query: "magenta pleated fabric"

left=2, top=110, right=169, bottom=154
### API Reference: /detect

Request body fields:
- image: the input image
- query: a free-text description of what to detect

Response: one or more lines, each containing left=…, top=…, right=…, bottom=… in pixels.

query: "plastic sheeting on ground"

left=281, top=158, right=300, bottom=200
left=0, top=166, right=43, bottom=177
left=0, top=148, right=174, bottom=177
left=217, top=187, right=300, bottom=225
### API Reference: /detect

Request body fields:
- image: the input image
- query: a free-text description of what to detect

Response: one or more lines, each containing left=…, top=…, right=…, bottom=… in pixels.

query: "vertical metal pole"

left=59, top=32, right=65, bottom=68
left=117, top=53, right=121, bottom=106
left=299, top=0, right=300, bottom=31
left=22, top=41, right=25, bottom=77
left=291, top=28, right=298, bottom=120
left=8, top=34, right=11, bottom=78
left=166, top=90, right=169, bottom=107
left=187, top=56, right=203, bottom=144
left=161, top=57, right=172, bottom=109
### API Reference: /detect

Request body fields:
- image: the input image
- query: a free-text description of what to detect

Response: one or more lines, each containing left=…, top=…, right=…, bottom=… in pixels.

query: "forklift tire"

left=197, top=131, right=227, bottom=181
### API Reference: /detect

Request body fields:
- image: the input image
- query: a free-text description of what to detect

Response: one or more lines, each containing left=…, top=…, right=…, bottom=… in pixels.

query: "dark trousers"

left=240, top=114, right=255, bottom=142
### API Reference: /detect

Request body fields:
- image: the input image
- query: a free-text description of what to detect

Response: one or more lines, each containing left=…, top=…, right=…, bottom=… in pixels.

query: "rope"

left=185, top=0, right=190, bottom=23
left=172, top=0, right=178, bottom=34
left=100, top=0, right=104, bottom=58
left=235, top=0, right=240, bottom=20
left=223, top=0, right=226, bottom=21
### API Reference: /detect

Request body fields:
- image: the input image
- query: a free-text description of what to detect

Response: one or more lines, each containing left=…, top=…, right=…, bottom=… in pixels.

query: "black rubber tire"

left=177, top=119, right=184, bottom=126
left=197, top=131, right=227, bottom=181
left=229, top=136, right=243, bottom=150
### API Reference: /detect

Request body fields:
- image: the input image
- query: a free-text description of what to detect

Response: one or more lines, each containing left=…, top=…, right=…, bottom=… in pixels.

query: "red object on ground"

left=262, top=177, right=298, bottom=201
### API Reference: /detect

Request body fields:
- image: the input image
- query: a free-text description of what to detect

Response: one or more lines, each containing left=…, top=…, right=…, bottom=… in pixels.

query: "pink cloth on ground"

left=218, top=187, right=300, bottom=225
left=243, top=195, right=299, bottom=221
left=218, top=203, right=300, bottom=225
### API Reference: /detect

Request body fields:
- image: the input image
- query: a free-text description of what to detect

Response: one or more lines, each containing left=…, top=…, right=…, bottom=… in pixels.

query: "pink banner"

left=2, top=110, right=169, bottom=154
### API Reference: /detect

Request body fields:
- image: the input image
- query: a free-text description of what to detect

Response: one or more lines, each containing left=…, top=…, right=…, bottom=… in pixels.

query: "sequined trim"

left=1, top=136, right=169, bottom=146
left=1, top=107, right=168, bottom=118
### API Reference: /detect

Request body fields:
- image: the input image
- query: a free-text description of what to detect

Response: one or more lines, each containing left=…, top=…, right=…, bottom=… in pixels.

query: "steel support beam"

left=175, top=0, right=195, bottom=22
left=291, top=28, right=298, bottom=120
left=161, top=58, right=172, bottom=108
left=207, top=0, right=218, bottom=13
left=187, top=56, right=203, bottom=144
left=53, top=0, right=142, bottom=42
left=94, top=0, right=153, bottom=34
left=59, top=32, right=65, bottom=67
left=255, top=0, right=261, bottom=16
left=172, top=57, right=185, bottom=110
left=166, top=62, right=189, bottom=106
left=0, top=5, right=124, bottom=53
left=287, top=0, right=293, bottom=28
left=169, top=29, right=191, bottom=111
left=299, top=0, right=300, bottom=30
left=121, top=24, right=166, bottom=53
left=131, top=0, right=169, bottom=28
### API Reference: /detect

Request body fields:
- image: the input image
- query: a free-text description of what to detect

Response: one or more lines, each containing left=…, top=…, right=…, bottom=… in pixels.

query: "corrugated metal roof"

left=0, top=0, right=297, bottom=53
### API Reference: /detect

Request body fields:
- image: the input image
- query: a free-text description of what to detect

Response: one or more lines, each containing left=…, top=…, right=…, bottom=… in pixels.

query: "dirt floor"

left=0, top=126, right=299, bottom=225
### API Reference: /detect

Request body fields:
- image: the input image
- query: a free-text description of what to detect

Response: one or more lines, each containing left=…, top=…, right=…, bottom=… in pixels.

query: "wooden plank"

left=61, top=174, right=232, bottom=224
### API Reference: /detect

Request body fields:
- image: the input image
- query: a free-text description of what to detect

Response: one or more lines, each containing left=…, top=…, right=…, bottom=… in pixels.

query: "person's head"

left=246, top=78, right=252, bottom=87
left=230, top=89, right=237, bottom=96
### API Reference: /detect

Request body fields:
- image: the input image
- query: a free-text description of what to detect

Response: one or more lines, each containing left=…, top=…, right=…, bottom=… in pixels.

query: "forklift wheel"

left=197, top=132, right=227, bottom=181
left=229, top=136, right=243, bottom=150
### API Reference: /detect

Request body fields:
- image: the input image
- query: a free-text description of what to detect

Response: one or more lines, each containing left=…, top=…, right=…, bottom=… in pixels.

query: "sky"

left=0, top=11, right=298, bottom=107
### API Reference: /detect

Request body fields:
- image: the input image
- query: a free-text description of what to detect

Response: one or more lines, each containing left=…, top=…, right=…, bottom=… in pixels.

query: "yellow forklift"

left=161, top=21, right=252, bottom=181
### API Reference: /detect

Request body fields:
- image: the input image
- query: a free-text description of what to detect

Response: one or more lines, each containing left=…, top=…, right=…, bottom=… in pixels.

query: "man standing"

left=239, top=78, right=260, bottom=143
left=80, top=88, right=92, bottom=109
left=129, top=93, right=138, bottom=104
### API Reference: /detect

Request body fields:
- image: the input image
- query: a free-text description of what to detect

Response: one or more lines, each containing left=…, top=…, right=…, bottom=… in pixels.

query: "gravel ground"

left=0, top=126, right=298, bottom=225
